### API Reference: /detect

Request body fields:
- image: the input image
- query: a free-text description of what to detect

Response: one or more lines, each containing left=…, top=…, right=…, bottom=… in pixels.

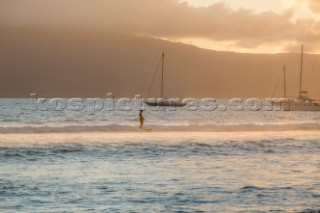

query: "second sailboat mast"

left=299, top=45, right=304, bottom=99
left=161, top=53, right=164, bottom=98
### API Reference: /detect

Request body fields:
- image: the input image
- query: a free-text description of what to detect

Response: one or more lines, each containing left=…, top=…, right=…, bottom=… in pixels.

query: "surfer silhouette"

left=139, top=110, right=145, bottom=128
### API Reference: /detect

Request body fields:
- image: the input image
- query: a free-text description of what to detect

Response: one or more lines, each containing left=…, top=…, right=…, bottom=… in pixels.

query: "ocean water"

left=0, top=99, right=319, bottom=212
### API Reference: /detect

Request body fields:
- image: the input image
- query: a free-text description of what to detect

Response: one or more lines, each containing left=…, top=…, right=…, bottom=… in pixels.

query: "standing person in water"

left=139, top=110, right=145, bottom=129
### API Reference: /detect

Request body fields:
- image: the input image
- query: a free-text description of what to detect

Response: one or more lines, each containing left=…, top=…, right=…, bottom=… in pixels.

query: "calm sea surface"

left=0, top=99, right=319, bottom=212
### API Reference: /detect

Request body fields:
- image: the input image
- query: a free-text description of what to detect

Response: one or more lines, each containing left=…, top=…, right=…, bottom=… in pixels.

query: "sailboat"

left=144, top=53, right=186, bottom=107
left=281, top=45, right=320, bottom=111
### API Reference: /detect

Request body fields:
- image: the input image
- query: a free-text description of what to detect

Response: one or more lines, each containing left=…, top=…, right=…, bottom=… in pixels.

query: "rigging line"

left=311, top=64, right=320, bottom=98
left=309, top=55, right=320, bottom=92
left=146, top=55, right=162, bottom=98
left=306, top=54, right=319, bottom=91
left=272, top=69, right=282, bottom=98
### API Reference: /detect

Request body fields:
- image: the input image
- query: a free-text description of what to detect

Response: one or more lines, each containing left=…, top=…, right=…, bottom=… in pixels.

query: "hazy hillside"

left=0, top=27, right=319, bottom=98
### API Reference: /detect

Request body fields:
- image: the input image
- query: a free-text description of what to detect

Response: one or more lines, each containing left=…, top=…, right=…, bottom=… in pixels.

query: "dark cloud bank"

left=0, top=0, right=320, bottom=50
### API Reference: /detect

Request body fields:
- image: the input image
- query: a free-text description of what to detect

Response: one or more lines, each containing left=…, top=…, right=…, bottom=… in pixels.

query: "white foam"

left=0, top=122, right=319, bottom=133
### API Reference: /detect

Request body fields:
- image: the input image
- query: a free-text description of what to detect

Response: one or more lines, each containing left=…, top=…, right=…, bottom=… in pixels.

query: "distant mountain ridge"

left=0, top=27, right=319, bottom=98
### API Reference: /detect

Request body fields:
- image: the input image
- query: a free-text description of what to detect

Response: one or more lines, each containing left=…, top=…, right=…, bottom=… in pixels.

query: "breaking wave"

left=0, top=122, right=320, bottom=133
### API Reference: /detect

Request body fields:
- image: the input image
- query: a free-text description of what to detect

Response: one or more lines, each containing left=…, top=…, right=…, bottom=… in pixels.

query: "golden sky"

left=181, top=0, right=320, bottom=53
left=0, top=0, right=320, bottom=53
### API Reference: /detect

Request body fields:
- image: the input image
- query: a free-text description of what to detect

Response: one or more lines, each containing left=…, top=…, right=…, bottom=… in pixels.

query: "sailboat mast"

left=299, top=45, right=304, bottom=99
left=161, top=53, right=164, bottom=98
left=283, top=65, right=287, bottom=98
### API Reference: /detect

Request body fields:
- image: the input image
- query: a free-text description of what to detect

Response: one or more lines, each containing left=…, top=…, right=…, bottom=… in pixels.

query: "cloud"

left=0, top=0, right=319, bottom=52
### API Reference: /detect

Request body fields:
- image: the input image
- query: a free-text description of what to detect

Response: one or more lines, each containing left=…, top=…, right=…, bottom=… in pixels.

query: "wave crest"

left=0, top=122, right=320, bottom=133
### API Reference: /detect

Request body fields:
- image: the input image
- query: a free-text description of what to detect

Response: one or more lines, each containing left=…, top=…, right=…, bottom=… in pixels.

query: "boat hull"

left=145, top=100, right=186, bottom=107
left=281, top=101, right=320, bottom=111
